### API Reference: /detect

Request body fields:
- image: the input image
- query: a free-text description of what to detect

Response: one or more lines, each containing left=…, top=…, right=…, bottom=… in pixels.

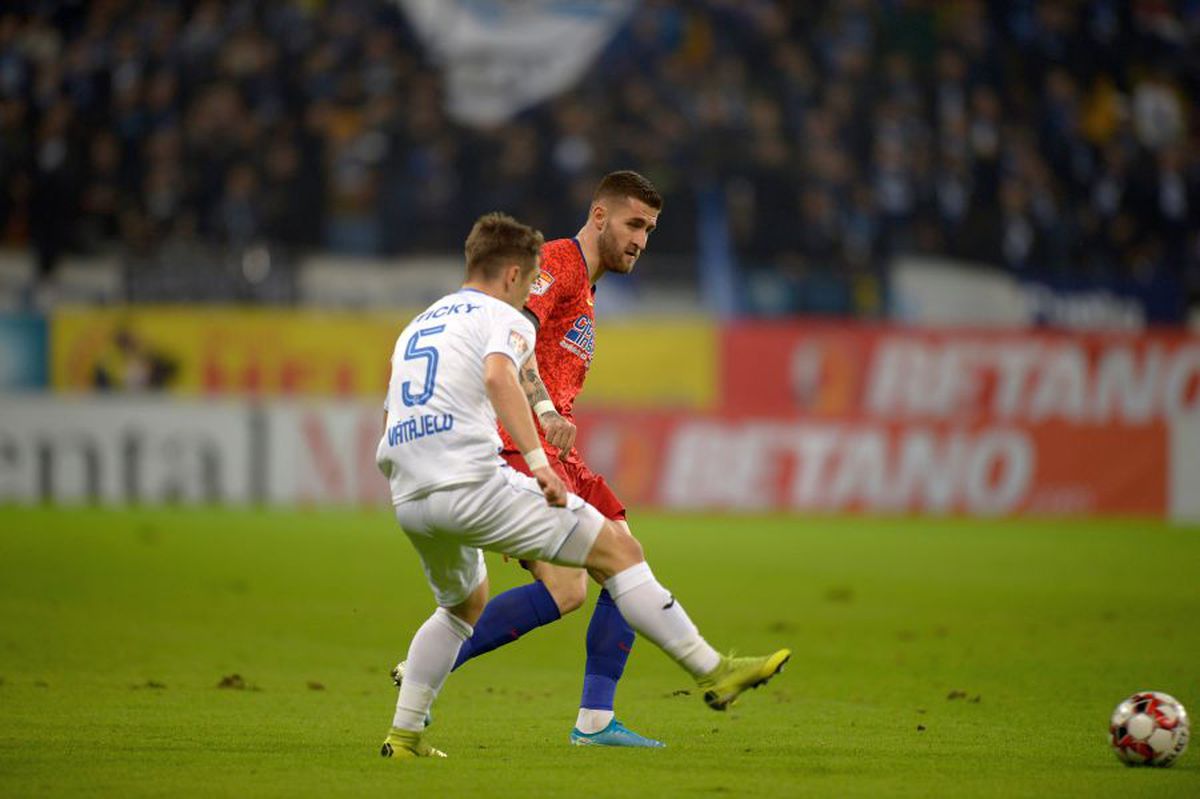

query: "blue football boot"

left=569, top=718, right=665, bottom=748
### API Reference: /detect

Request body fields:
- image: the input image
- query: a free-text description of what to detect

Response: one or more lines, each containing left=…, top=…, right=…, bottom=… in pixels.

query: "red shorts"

left=500, top=448, right=627, bottom=521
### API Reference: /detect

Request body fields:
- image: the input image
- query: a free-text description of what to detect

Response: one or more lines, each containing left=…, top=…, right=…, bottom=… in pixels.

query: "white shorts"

left=394, top=466, right=606, bottom=607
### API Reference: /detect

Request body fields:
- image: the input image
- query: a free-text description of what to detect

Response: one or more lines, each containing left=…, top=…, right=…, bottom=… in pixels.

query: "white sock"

left=392, top=607, right=473, bottom=731
left=603, top=563, right=721, bottom=678
left=575, top=707, right=614, bottom=734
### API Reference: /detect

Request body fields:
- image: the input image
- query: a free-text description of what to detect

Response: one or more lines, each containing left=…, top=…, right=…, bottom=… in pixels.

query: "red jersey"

left=499, top=237, right=594, bottom=454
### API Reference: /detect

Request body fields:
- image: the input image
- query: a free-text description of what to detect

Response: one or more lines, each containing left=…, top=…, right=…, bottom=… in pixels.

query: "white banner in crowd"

left=395, top=0, right=636, bottom=126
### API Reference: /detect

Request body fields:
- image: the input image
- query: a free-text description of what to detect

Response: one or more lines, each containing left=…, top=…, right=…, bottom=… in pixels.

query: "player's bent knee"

left=538, top=564, right=587, bottom=614
left=616, top=531, right=644, bottom=565
left=449, top=577, right=489, bottom=626
left=584, top=520, right=645, bottom=581
left=552, top=573, right=588, bottom=614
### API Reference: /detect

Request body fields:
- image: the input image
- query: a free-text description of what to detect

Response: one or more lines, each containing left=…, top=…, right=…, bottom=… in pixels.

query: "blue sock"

left=580, top=589, right=635, bottom=711
left=451, top=581, right=560, bottom=671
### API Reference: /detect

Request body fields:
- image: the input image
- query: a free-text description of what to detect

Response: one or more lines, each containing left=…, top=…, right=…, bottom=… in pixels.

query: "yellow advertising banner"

left=52, top=307, right=408, bottom=397
left=51, top=308, right=717, bottom=408
left=578, top=319, right=717, bottom=410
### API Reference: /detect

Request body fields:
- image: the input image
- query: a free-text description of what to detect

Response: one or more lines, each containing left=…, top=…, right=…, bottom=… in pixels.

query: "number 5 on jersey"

left=402, top=325, right=445, bottom=406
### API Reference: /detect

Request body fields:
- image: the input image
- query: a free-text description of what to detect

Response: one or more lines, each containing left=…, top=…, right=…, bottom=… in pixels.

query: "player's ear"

left=505, top=262, right=523, bottom=289
left=591, top=201, right=607, bottom=230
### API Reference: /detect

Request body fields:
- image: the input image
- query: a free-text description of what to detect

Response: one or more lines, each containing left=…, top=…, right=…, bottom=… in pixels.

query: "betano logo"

left=661, top=422, right=1035, bottom=516
left=865, top=338, right=1200, bottom=423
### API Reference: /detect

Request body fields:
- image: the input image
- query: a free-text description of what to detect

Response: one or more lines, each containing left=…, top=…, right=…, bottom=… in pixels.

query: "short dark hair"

left=594, top=170, right=662, bottom=210
left=464, top=212, right=545, bottom=280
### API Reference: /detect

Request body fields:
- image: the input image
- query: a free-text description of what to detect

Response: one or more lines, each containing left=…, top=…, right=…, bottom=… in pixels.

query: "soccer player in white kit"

left=376, top=212, right=791, bottom=759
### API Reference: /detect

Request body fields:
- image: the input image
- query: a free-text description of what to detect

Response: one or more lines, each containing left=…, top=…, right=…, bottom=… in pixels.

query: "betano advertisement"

left=19, top=312, right=1200, bottom=520
left=572, top=412, right=1173, bottom=516
left=574, top=324, right=1200, bottom=519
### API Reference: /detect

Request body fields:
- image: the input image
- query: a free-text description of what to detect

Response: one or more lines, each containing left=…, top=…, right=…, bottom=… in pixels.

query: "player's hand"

left=533, top=466, right=568, bottom=507
left=538, top=410, right=576, bottom=461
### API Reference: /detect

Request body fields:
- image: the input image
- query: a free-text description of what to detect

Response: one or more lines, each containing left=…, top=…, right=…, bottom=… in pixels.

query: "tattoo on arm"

left=519, top=358, right=552, bottom=409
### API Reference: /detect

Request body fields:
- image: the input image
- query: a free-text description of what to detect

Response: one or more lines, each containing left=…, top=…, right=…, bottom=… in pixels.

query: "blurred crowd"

left=0, top=0, right=1197, bottom=315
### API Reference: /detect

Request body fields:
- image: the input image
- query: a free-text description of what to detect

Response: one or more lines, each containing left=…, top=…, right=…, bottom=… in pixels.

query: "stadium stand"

left=0, top=1, right=1196, bottom=317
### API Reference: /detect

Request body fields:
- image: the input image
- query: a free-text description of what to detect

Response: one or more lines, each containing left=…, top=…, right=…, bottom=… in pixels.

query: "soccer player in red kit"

left=392, top=171, right=667, bottom=747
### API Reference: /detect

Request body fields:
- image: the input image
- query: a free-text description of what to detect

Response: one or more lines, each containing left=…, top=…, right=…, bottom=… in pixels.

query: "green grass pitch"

left=1, top=507, right=1198, bottom=798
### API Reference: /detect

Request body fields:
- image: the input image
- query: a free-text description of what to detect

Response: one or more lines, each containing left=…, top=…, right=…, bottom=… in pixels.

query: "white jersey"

left=376, top=288, right=537, bottom=504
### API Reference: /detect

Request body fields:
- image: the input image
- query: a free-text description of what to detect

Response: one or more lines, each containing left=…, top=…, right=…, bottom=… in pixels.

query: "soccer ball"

left=1109, top=691, right=1190, bottom=767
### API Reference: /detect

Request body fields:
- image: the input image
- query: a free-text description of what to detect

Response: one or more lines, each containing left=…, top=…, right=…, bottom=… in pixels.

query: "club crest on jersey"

left=508, top=329, right=530, bottom=357
left=560, top=314, right=594, bottom=363
left=529, top=270, right=555, bottom=296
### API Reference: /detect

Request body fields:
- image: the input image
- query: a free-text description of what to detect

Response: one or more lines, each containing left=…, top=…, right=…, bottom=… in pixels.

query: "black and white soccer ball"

left=1109, top=691, right=1190, bottom=767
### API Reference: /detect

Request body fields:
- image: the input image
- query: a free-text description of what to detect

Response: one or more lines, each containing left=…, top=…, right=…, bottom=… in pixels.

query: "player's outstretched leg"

left=569, top=588, right=664, bottom=748
left=448, top=579, right=562, bottom=671
left=583, top=525, right=791, bottom=713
